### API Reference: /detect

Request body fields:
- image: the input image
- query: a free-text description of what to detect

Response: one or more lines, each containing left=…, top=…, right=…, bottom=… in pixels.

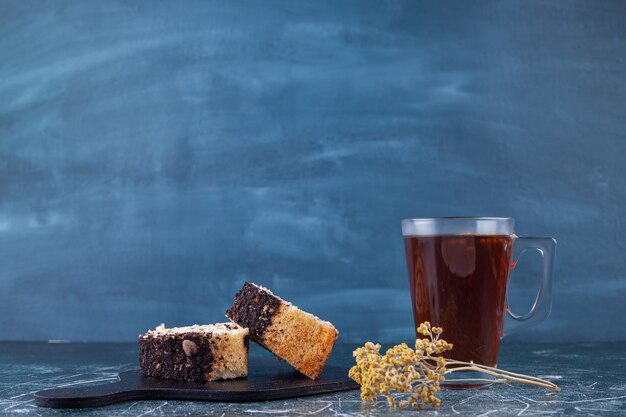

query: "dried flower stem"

left=441, top=361, right=560, bottom=392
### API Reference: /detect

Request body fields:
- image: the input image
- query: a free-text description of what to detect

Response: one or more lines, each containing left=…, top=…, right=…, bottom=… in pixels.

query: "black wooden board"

left=34, top=359, right=359, bottom=408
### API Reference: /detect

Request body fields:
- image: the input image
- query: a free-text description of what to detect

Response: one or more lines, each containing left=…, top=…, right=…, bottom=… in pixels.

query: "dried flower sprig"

left=348, top=322, right=560, bottom=409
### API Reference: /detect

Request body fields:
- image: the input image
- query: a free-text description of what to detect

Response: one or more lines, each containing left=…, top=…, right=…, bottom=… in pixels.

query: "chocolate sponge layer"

left=225, top=281, right=281, bottom=341
left=139, top=333, right=214, bottom=382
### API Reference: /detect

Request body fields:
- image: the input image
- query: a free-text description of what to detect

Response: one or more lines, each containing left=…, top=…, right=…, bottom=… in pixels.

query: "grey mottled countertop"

left=1, top=341, right=625, bottom=416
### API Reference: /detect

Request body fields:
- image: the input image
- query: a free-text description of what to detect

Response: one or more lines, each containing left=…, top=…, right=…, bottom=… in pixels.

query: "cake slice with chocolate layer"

left=139, top=323, right=248, bottom=382
left=225, top=282, right=338, bottom=380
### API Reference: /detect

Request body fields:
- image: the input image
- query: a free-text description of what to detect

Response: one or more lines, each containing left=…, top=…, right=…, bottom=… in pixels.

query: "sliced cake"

left=139, top=323, right=248, bottom=382
left=225, top=282, right=338, bottom=380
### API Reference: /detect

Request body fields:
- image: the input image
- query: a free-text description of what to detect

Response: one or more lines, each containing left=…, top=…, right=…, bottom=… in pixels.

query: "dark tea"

left=404, top=234, right=513, bottom=367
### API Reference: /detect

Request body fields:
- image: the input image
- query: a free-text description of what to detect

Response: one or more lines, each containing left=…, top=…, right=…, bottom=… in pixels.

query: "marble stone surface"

left=1, top=341, right=625, bottom=416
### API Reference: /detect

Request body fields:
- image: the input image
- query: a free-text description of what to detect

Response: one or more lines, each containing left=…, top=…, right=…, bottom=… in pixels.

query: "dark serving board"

left=34, top=359, right=359, bottom=408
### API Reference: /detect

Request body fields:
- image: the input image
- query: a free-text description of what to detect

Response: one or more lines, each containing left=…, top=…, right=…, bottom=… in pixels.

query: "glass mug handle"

left=504, top=236, right=557, bottom=336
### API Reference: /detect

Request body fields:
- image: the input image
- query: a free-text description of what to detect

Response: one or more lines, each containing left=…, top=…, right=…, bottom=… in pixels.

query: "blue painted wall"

left=1, top=1, right=625, bottom=342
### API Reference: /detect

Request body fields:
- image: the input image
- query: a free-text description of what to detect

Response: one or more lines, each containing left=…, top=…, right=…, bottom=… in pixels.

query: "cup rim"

left=401, top=217, right=515, bottom=236
left=401, top=216, right=513, bottom=221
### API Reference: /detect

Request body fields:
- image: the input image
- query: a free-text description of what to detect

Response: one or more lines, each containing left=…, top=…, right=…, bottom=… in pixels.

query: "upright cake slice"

left=225, top=282, right=338, bottom=380
left=139, top=323, right=248, bottom=382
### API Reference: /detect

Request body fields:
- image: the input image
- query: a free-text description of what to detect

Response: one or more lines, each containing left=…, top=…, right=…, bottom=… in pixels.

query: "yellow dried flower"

left=348, top=322, right=452, bottom=409
left=349, top=321, right=561, bottom=409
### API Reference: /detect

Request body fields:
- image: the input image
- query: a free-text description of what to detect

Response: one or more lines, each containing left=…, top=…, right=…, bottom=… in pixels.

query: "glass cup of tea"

left=401, top=217, right=556, bottom=382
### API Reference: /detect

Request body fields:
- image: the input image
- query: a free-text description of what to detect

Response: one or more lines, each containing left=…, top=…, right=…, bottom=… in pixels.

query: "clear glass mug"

left=402, top=217, right=556, bottom=371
